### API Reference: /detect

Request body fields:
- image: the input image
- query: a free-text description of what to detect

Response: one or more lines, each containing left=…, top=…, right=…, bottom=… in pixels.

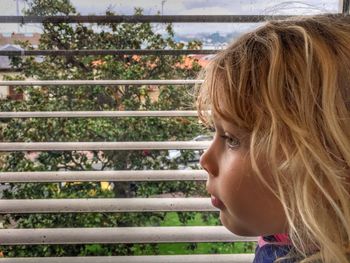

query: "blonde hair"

left=197, top=14, right=350, bottom=262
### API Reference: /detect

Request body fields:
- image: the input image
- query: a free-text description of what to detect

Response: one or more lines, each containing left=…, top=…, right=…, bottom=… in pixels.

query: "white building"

left=0, top=44, right=23, bottom=100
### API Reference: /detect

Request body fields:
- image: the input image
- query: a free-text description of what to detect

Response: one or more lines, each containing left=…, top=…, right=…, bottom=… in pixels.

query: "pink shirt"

left=258, top=233, right=291, bottom=247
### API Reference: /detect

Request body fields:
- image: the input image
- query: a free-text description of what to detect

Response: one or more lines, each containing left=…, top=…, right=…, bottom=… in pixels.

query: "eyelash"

left=209, top=126, right=216, bottom=133
left=220, top=134, right=240, bottom=149
left=208, top=126, right=240, bottom=150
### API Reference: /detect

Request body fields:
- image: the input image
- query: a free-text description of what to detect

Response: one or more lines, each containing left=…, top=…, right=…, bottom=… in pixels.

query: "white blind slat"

left=0, top=170, right=207, bottom=183
left=0, top=198, right=217, bottom=213
left=0, top=111, right=198, bottom=118
left=0, top=80, right=203, bottom=86
left=0, top=226, right=258, bottom=245
left=0, top=141, right=210, bottom=151
left=0, top=254, right=255, bottom=263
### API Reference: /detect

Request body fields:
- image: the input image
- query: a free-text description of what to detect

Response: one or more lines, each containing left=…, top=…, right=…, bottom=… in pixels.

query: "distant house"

left=0, top=44, right=24, bottom=100
left=0, top=33, right=41, bottom=100
left=0, top=44, right=22, bottom=70
left=0, top=32, right=40, bottom=46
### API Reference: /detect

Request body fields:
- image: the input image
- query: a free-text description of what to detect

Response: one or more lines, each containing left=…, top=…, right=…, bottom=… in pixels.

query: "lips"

left=210, top=195, right=225, bottom=210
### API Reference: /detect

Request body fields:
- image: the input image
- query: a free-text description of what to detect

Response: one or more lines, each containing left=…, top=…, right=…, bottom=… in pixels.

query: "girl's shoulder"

left=253, top=234, right=295, bottom=263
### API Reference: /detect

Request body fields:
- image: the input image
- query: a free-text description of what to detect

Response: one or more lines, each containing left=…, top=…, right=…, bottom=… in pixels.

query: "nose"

left=199, top=140, right=218, bottom=178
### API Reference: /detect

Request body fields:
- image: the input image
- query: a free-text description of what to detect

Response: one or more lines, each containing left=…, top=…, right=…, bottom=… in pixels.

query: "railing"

left=0, top=79, right=256, bottom=262
left=1, top=4, right=349, bottom=261
left=0, top=15, right=291, bottom=23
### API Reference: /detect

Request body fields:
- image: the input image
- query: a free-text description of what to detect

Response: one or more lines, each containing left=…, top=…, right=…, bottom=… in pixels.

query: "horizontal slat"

left=0, top=198, right=216, bottom=213
left=0, top=15, right=292, bottom=23
left=0, top=170, right=207, bottom=183
left=0, top=111, right=198, bottom=118
left=0, top=254, right=255, bottom=263
left=0, top=226, right=258, bottom=244
left=0, top=49, right=216, bottom=56
left=0, top=79, right=203, bottom=86
left=0, top=141, right=210, bottom=151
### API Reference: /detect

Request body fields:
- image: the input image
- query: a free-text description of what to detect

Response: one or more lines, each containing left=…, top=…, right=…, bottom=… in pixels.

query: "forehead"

left=206, top=59, right=254, bottom=132
left=212, top=112, right=248, bottom=137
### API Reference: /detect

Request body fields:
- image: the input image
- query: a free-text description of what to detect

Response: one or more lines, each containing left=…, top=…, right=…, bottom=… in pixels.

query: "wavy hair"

left=197, top=14, right=350, bottom=262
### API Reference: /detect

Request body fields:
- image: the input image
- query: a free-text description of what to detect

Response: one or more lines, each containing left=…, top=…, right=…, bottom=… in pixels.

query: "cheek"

left=218, top=156, right=287, bottom=235
left=218, top=156, right=257, bottom=212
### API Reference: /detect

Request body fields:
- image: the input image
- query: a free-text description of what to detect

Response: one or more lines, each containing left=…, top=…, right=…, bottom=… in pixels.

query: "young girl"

left=197, top=14, right=350, bottom=262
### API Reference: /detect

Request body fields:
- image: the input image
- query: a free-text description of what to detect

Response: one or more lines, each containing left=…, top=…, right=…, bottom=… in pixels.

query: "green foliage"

left=0, top=0, right=254, bottom=257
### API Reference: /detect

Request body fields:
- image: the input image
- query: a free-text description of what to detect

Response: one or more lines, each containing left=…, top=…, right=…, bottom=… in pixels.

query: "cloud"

left=71, top=0, right=154, bottom=14
left=182, top=0, right=232, bottom=9
left=260, top=1, right=339, bottom=15
left=0, top=0, right=20, bottom=15
left=180, top=6, right=239, bottom=15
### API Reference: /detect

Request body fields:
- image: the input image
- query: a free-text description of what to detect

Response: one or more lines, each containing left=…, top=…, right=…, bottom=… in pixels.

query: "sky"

left=0, top=0, right=341, bottom=36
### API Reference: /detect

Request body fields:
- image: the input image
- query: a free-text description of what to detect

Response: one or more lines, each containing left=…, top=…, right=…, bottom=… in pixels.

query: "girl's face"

left=200, top=115, right=287, bottom=236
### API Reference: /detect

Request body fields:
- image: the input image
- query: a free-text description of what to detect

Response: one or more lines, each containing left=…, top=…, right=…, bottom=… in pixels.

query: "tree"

left=0, top=0, right=254, bottom=256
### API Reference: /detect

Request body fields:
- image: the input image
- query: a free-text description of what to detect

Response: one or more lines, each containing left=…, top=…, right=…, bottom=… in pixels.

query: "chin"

left=220, top=214, right=258, bottom=237
left=227, top=226, right=258, bottom=237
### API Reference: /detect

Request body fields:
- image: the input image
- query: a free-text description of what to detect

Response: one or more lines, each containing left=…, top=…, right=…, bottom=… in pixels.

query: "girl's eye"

left=221, top=133, right=240, bottom=149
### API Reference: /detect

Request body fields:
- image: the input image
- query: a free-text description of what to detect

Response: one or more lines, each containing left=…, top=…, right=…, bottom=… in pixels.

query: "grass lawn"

left=157, top=212, right=256, bottom=255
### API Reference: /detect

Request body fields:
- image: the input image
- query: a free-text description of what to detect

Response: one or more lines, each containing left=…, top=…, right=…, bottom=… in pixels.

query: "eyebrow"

left=216, top=119, right=249, bottom=140
left=212, top=118, right=220, bottom=128
left=211, top=112, right=248, bottom=136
